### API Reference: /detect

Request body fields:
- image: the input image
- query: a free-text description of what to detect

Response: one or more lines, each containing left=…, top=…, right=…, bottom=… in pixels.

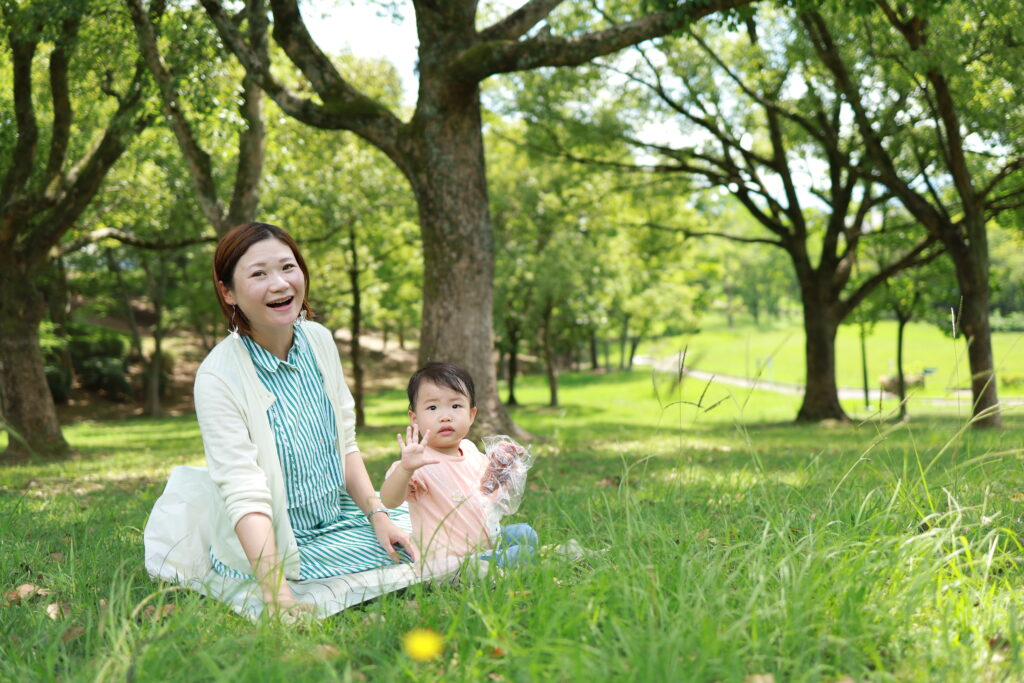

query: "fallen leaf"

left=988, top=633, right=1010, bottom=650
left=597, top=475, right=621, bottom=488
left=61, top=624, right=86, bottom=643
left=49, top=552, right=65, bottom=563
left=489, top=646, right=507, bottom=658
left=695, top=529, right=711, bottom=541
left=488, top=674, right=505, bottom=682
left=45, top=602, right=71, bottom=620
left=830, top=677, right=856, bottom=683
left=1012, top=492, right=1024, bottom=502
left=744, top=675, right=775, bottom=683
left=6, top=584, right=52, bottom=603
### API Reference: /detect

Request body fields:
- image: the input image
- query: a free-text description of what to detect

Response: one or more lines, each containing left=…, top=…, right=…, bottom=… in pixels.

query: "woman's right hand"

left=263, top=584, right=315, bottom=621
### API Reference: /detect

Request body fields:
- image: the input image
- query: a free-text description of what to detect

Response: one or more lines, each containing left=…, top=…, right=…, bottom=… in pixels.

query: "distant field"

left=642, top=318, right=1024, bottom=399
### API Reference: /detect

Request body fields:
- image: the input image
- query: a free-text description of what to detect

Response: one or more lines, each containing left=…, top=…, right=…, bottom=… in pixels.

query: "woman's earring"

left=229, top=305, right=240, bottom=337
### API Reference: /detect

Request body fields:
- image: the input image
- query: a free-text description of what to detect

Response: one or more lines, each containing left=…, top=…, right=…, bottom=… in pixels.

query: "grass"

left=3, top=368, right=1024, bottom=681
left=641, top=317, right=1024, bottom=399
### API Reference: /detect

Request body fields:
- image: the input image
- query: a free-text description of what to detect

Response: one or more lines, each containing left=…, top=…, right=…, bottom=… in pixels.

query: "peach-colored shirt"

left=386, top=439, right=496, bottom=561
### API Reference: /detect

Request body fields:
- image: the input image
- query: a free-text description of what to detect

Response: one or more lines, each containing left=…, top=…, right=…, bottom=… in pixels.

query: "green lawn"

left=3, top=371, right=1024, bottom=681
left=642, top=318, right=1024, bottom=399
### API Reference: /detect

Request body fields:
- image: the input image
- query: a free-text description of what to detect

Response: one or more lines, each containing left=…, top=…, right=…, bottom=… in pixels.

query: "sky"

left=304, top=1, right=420, bottom=106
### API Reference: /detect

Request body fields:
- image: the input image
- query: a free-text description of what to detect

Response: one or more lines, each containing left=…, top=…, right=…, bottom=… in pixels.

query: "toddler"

left=380, top=362, right=537, bottom=567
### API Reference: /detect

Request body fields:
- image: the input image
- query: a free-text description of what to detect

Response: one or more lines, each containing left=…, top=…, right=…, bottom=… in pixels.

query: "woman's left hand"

left=370, top=513, right=419, bottom=563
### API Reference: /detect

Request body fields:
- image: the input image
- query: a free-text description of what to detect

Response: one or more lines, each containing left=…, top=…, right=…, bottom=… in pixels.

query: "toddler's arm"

left=380, top=425, right=440, bottom=507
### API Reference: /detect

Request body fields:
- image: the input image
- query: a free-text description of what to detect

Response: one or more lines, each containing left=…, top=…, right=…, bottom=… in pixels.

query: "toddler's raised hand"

left=396, top=425, right=441, bottom=472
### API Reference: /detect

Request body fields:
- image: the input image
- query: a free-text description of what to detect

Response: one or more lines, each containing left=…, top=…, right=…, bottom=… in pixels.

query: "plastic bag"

left=479, top=435, right=535, bottom=529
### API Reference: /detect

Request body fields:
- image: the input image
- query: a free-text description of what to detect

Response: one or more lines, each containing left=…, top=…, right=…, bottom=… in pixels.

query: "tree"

left=195, top=0, right=755, bottom=435
left=126, top=0, right=265, bottom=237
left=0, top=0, right=150, bottom=456
left=507, top=7, right=942, bottom=421
left=800, top=0, right=1024, bottom=426
left=861, top=220, right=957, bottom=420
left=255, top=52, right=417, bottom=425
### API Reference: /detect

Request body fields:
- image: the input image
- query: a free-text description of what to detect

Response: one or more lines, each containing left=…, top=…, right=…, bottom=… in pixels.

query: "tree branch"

left=478, top=0, right=563, bottom=42
left=643, top=221, right=784, bottom=247
left=43, top=15, right=80, bottom=193
left=839, top=235, right=942, bottom=318
left=449, top=0, right=754, bottom=81
left=57, top=227, right=219, bottom=256
left=198, top=0, right=403, bottom=159
left=0, top=25, right=41, bottom=216
left=38, top=58, right=152, bottom=255
left=128, top=0, right=229, bottom=232
left=978, top=155, right=1024, bottom=205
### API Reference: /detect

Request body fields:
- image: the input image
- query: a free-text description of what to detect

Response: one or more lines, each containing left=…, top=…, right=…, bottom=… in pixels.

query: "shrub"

left=1001, top=374, right=1024, bottom=390
left=990, top=311, right=1024, bottom=332
left=79, top=357, right=132, bottom=401
left=879, top=373, right=925, bottom=395
left=66, top=322, right=127, bottom=371
left=44, top=363, right=72, bottom=404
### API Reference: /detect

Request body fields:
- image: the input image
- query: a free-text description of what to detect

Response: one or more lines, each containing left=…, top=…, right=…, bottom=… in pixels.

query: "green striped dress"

left=212, top=325, right=411, bottom=580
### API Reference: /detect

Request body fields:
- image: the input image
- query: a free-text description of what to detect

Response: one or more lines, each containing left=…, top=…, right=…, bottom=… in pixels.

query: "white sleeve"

left=194, top=371, right=273, bottom=526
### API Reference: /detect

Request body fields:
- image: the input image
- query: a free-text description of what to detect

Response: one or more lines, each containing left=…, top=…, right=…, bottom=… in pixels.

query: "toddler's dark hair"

left=407, top=362, right=476, bottom=409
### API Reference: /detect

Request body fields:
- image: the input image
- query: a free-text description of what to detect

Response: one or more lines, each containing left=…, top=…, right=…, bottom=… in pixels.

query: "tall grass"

left=2, top=369, right=1024, bottom=681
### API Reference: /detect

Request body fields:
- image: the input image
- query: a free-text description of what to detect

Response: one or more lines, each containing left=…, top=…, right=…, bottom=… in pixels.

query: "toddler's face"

left=409, top=380, right=477, bottom=454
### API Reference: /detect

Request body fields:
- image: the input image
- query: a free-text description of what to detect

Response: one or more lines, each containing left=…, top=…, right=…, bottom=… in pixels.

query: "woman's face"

left=218, top=238, right=306, bottom=337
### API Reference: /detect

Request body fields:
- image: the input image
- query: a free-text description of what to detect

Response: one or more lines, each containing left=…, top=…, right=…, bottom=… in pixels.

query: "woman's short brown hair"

left=212, top=222, right=314, bottom=337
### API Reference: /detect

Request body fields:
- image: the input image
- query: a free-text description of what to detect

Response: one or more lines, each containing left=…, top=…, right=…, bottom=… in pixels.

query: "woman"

left=192, top=222, right=416, bottom=616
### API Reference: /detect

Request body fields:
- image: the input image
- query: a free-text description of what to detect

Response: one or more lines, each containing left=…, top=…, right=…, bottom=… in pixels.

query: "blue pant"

left=481, top=523, right=538, bottom=567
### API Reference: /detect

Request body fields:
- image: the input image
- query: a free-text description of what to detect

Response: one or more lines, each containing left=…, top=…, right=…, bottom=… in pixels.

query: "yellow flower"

left=402, top=627, right=444, bottom=661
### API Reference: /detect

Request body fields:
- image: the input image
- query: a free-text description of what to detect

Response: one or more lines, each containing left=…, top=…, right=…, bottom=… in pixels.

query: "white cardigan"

left=192, top=320, right=359, bottom=579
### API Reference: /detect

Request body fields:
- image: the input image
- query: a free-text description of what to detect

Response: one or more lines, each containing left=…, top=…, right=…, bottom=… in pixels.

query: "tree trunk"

left=143, top=252, right=167, bottom=417
left=346, top=222, right=365, bottom=427
left=0, top=272, right=70, bottom=457
left=408, top=78, right=518, bottom=437
left=796, top=296, right=847, bottom=422
left=540, top=300, right=558, bottom=407
left=619, top=314, right=629, bottom=370
left=896, top=312, right=909, bottom=421
left=627, top=337, right=641, bottom=371
left=859, top=322, right=870, bottom=408
left=506, top=324, right=519, bottom=406
left=590, top=332, right=599, bottom=370
left=106, top=249, right=145, bottom=362
left=949, top=231, right=1000, bottom=427
left=145, top=332, right=164, bottom=417
left=41, top=258, right=76, bottom=386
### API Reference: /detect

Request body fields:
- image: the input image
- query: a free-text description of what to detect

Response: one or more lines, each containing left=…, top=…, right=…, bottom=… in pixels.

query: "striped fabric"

left=212, top=324, right=410, bottom=581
